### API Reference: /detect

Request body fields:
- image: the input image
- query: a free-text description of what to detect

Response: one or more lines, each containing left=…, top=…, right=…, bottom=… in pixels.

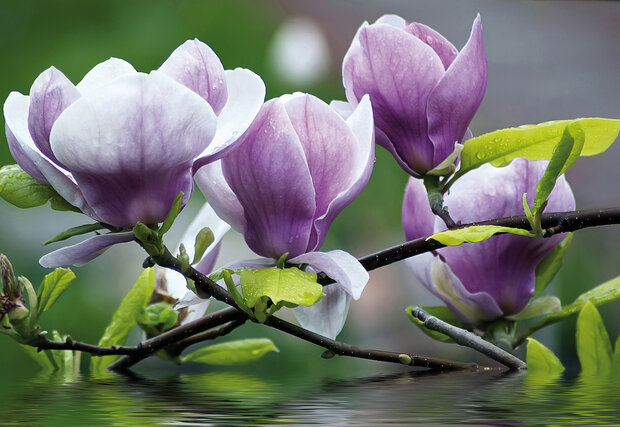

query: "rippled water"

left=1, top=368, right=618, bottom=426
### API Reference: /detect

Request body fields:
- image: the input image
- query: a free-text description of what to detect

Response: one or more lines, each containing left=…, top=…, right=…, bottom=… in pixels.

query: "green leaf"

left=428, top=225, right=535, bottom=246
left=0, top=164, right=80, bottom=212
left=159, top=191, right=183, bottom=236
left=517, top=275, right=620, bottom=343
left=182, top=338, right=278, bottom=366
left=507, top=296, right=561, bottom=321
left=534, top=233, right=572, bottom=296
left=405, top=305, right=466, bottom=343
left=193, top=227, right=214, bottom=264
left=238, top=267, right=324, bottom=308
left=612, top=335, right=620, bottom=372
left=526, top=338, right=565, bottom=374
left=36, top=268, right=76, bottom=319
left=576, top=301, right=613, bottom=376
left=458, top=118, right=620, bottom=177
left=138, top=302, right=179, bottom=337
left=92, top=268, right=155, bottom=373
left=42, top=223, right=105, bottom=246
left=133, top=222, right=163, bottom=256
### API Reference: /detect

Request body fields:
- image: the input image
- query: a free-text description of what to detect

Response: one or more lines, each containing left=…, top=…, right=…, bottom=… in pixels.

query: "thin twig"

left=265, top=315, right=479, bottom=371
left=410, top=307, right=526, bottom=370
left=107, top=306, right=243, bottom=371
left=172, top=319, right=247, bottom=355
left=33, top=336, right=136, bottom=356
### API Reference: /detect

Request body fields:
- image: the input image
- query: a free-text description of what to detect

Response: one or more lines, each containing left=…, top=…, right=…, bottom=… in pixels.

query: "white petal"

left=76, top=58, right=137, bottom=93
left=294, top=284, right=351, bottom=339
left=193, top=68, right=266, bottom=167
left=374, top=14, right=407, bottom=28
left=289, top=250, right=369, bottom=300
left=328, top=100, right=354, bottom=119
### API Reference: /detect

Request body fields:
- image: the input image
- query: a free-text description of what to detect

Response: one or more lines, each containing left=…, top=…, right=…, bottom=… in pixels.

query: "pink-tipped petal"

left=405, top=22, right=459, bottom=70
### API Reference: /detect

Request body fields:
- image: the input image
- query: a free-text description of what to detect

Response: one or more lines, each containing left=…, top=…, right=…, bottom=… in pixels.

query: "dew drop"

left=425, top=36, right=434, bottom=44
left=475, top=152, right=486, bottom=160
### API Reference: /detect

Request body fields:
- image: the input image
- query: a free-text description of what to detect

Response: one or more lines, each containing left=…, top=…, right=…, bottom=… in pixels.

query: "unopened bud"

left=7, top=301, right=29, bottom=322
left=0, top=254, right=17, bottom=296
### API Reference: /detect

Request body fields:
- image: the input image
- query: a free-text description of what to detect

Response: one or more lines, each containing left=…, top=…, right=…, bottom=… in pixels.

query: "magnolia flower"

left=342, top=14, right=487, bottom=176
left=195, top=93, right=374, bottom=338
left=3, top=39, right=264, bottom=267
left=402, top=159, right=575, bottom=324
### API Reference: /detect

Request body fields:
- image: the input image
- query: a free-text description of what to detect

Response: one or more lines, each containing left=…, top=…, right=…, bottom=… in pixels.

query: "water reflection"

left=2, top=369, right=618, bottom=426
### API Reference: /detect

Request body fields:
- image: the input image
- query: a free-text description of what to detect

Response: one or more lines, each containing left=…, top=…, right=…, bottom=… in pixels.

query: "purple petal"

left=49, top=71, right=217, bottom=227
left=402, top=177, right=435, bottom=241
left=193, top=68, right=266, bottom=169
left=426, top=14, right=488, bottom=167
left=39, top=232, right=135, bottom=268
left=289, top=250, right=369, bottom=300
left=374, top=14, right=407, bottom=29
left=221, top=100, right=316, bottom=258
left=159, top=39, right=228, bottom=115
left=76, top=58, right=137, bottom=93
left=343, top=23, right=445, bottom=174
left=27, top=67, right=80, bottom=167
left=294, top=284, right=351, bottom=339
left=223, top=258, right=276, bottom=270
left=310, top=95, right=375, bottom=250
left=437, top=159, right=575, bottom=315
left=195, top=160, right=246, bottom=233
left=4, top=92, right=98, bottom=217
left=283, top=94, right=374, bottom=251
left=405, top=22, right=459, bottom=70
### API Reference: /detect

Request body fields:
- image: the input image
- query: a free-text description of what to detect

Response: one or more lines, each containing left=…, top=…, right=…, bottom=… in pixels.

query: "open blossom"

left=3, top=39, right=264, bottom=267
left=402, top=159, right=575, bottom=324
left=195, top=93, right=374, bottom=338
left=342, top=14, right=487, bottom=176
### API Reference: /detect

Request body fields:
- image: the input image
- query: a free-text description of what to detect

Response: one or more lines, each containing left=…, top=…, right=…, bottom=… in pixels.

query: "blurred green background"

left=0, top=0, right=619, bottom=384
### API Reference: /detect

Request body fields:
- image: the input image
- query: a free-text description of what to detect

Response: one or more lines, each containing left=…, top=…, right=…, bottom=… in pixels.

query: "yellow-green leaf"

left=238, top=267, right=324, bottom=308
left=576, top=301, right=613, bottom=376
left=428, top=225, right=535, bottom=246
left=36, top=268, right=76, bottom=318
left=534, top=233, right=572, bottom=296
left=92, top=268, right=155, bottom=373
left=526, top=338, right=565, bottom=374
left=182, top=338, right=278, bottom=366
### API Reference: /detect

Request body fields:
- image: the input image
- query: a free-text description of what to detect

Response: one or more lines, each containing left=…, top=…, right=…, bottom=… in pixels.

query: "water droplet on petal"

left=426, top=36, right=434, bottom=44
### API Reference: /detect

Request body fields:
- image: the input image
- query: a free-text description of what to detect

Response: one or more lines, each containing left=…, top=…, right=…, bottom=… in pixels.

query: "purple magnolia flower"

left=402, top=159, right=575, bottom=324
left=195, top=93, right=374, bottom=338
left=3, top=39, right=264, bottom=267
left=342, top=14, right=487, bottom=177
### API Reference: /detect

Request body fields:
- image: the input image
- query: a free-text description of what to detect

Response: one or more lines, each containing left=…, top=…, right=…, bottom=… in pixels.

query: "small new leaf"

left=193, top=227, right=214, bottom=264
left=159, top=191, right=184, bottom=236
left=238, top=267, right=324, bottom=308
left=133, top=222, right=163, bottom=256
left=428, top=225, right=535, bottom=246
left=0, top=164, right=80, bottom=213
left=138, top=302, right=179, bottom=337
left=576, top=301, right=613, bottom=376
left=405, top=305, right=466, bottom=343
left=534, top=233, right=573, bottom=296
left=182, top=338, right=278, bottom=366
left=42, top=223, right=105, bottom=246
left=36, top=268, right=76, bottom=320
left=507, top=296, right=561, bottom=321
left=92, top=268, right=155, bottom=373
left=526, top=338, right=564, bottom=374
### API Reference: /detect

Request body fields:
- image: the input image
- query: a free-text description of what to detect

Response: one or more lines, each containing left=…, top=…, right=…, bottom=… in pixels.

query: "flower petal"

left=289, top=249, right=368, bottom=300
left=283, top=94, right=373, bottom=251
left=28, top=67, right=80, bottom=166
left=195, top=160, right=246, bottom=233
left=39, top=232, right=135, bottom=268
left=374, top=14, right=406, bottom=28
left=221, top=100, right=316, bottom=258
left=294, top=284, right=351, bottom=339
left=4, top=92, right=98, bottom=216
left=50, top=71, right=217, bottom=227
left=173, top=290, right=211, bottom=325
left=308, top=95, right=375, bottom=251
left=193, top=68, right=266, bottom=169
left=159, top=39, right=228, bottom=115
left=405, top=22, right=459, bottom=70
left=343, top=23, right=445, bottom=174
left=76, top=58, right=137, bottom=93
left=426, top=14, right=487, bottom=167
left=402, top=176, right=435, bottom=241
